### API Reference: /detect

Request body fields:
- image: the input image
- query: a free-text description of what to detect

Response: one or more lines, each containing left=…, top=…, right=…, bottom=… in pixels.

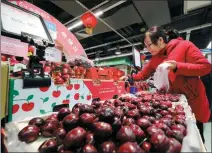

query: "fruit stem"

left=139, top=137, right=147, bottom=146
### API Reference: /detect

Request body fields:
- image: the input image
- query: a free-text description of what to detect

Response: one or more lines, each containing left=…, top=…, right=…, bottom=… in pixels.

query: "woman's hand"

left=164, top=60, right=177, bottom=71
left=119, top=76, right=128, bottom=81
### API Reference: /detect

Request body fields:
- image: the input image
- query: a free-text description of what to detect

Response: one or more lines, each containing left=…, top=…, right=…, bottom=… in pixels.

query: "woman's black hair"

left=145, top=26, right=179, bottom=44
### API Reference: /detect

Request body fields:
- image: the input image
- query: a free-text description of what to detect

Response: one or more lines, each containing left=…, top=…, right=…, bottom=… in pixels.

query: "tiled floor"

left=204, top=122, right=212, bottom=152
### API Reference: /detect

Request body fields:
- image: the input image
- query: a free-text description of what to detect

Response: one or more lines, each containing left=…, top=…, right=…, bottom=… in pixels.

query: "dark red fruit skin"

left=38, top=138, right=58, bottom=153
left=146, top=126, right=164, bottom=136
left=159, top=110, right=169, bottom=116
left=62, top=114, right=79, bottom=132
left=100, top=141, right=116, bottom=153
left=79, top=104, right=94, bottom=115
left=126, top=109, right=140, bottom=119
left=28, top=117, right=45, bottom=127
left=125, top=102, right=136, bottom=110
left=83, top=144, right=98, bottom=153
left=54, top=128, right=66, bottom=144
left=91, top=101, right=102, bottom=109
left=164, top=114, right=173, bottom=119
left=46, top=114, right=58, bottom=121
left=57, top=108, right=71, bottom=121
left=99, top=106, right=115, bottom=123
left=159, top=118, right=173, bottom=127
left=141, top=142, right=152, bottom=152
left=148, top=116, right=156, bottom=123
left=80, top=113, right=95, bottom=127
left=171, top=130, right=185, bottom=143
left=63, top=127, right=86, bottom=149
left=116, top=126, right=136, bottom=143
left=72, top=103, right=83, bottom=111
left=117, top=142, right=145, bottom=153
left=58, top=145, right=74, bottom=153
left=171, top=124, right=187, bottom=136
left=93, top=122, right=112, bottom=139
left=18, top=125, right=40, bottom=143
left=154, top=122, right=171, bottom=133
left=112, top=117, right=122, bottom=133
left=150, top=133, right=170, bottom=152
left=166, top=138, right=182, bottom=153
left=122, top=118, right=135, bottom=126
left=130, top=124, right=145, bottom=142
left=41, top=120, right=59, bottom=137
left=85, top=132, right=95, bottom=145
left=136, top=118, right=152, bottom=129
left=114, top=108, right=124, bottom=119
left=139, top=107, right=151, bottom=115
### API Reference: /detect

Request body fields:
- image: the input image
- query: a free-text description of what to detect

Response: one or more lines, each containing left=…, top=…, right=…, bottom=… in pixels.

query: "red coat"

left=133, top=38, right=211, bottom=122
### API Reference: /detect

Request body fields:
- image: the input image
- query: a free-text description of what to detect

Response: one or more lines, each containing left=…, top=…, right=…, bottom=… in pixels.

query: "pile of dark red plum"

left=18, top=93, right=186, bottom=153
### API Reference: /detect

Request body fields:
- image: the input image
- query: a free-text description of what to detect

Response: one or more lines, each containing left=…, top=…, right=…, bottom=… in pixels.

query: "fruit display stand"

left=5, top=93, right=206, bottom=152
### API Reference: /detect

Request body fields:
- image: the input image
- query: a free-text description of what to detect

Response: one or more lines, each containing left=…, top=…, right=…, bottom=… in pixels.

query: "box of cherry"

left=17, top=94, right=187, bottom=153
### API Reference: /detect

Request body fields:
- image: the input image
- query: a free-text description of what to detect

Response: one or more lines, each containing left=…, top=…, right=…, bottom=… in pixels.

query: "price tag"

left=45, top=47, right=62, bottom=63
left=13, top=63, right=26, bottom=72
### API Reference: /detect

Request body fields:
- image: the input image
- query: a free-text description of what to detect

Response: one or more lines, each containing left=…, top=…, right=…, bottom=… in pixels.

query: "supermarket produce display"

left=8, top=92, right=187, bottom=153
left=1, top=1, right=209, bottom=153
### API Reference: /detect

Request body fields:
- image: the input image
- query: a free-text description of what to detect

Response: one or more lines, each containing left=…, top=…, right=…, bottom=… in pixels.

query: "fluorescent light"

left=115, top=51, right=121, bottom=55
left=207, top=42, right=211, bottom=49
left=68, top=11, right=103, bottom=30
left=94, top=11, right=104, bottom=17
left=87, top=51, right=103, bottom=56
left=68, top=21, right=83, bottom=30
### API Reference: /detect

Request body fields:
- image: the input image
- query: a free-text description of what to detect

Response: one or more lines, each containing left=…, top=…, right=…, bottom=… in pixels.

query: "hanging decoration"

left=81, top=12, right=97, bottom=35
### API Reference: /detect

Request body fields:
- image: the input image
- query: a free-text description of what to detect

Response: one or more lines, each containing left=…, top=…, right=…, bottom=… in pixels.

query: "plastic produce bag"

left=153, top=63, right=171, bottom=92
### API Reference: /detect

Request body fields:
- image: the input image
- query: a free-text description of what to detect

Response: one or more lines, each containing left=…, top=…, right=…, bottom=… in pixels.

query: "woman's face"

left=144, top=33, right=166, bottom=56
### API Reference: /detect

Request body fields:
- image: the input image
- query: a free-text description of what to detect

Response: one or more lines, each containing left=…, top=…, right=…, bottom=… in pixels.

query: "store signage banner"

left=12, top=0, right=87, bottom=59
left=1, top=36, right=28, bottom=58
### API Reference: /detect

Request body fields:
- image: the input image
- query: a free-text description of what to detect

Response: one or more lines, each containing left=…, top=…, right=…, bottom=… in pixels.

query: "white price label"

left=1, top=3, right=49, bottom=40
left=45, top=47, right=62, bottom=62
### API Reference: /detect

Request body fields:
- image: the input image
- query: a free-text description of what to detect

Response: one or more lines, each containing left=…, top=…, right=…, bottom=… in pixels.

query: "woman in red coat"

left=132, top=26, right=211, bottom=143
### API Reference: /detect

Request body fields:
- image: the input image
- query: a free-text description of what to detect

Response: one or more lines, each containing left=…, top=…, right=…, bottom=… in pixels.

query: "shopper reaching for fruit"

left=121, top=26, right=211, bottom=143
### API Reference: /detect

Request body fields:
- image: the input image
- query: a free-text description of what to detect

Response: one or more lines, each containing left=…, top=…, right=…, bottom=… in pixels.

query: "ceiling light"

left=68, top=11, right=103, bottom=30
left=115, top=51, right=121, bottom=55
left=207, top=41, right=211, bottom=49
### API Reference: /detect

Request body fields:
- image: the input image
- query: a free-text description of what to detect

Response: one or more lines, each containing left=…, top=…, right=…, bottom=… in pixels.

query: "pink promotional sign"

left=12, top=0, right=87, bottom=59
left=1, top=36, right=28, bottom=58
